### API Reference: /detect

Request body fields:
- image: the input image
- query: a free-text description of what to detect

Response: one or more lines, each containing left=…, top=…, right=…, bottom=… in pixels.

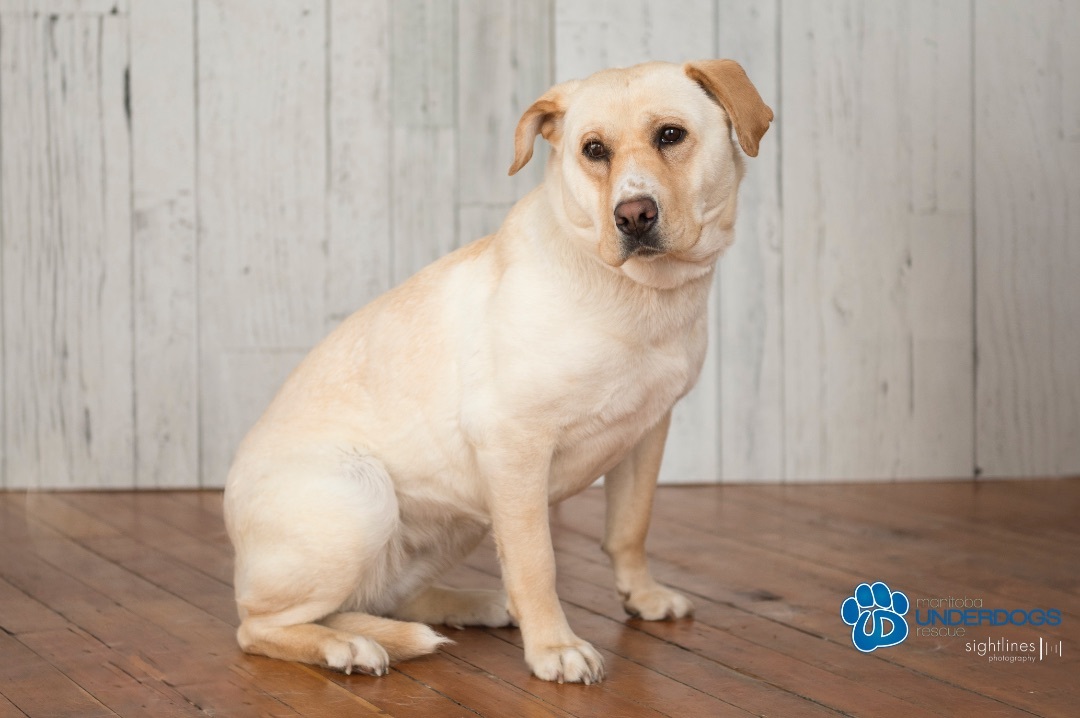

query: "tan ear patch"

left=509, top=99, right=561, bottom=176
left=508, top=80, right=581, bottom=176
left=684, top=59, right=773, bottom=157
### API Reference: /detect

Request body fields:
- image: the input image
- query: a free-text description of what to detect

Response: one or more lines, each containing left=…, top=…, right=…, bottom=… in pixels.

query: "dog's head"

left=509, top=60, right=772, bottom=288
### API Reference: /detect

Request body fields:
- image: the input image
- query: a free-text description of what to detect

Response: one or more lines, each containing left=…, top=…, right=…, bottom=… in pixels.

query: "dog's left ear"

left=508, top=81, right=578, bottom=176
left=684, top=60, right=773, bottom=157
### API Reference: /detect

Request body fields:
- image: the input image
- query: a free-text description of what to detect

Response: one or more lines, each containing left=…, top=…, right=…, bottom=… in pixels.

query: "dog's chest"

left=543, top=320, right=707, bottom=498
left=453, top=258, right=713, bottom=501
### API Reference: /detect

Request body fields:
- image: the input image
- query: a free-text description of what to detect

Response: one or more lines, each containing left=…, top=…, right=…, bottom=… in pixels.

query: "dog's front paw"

left=623, top=584, right=694, bottom=621
left=526, top=640, right=605, bottom=684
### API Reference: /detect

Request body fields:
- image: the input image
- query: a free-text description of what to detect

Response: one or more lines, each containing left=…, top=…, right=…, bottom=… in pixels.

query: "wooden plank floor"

left=1, top=480, right=1077, bottom=717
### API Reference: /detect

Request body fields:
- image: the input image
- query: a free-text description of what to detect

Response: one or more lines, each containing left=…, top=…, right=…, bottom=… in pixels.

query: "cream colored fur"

left=224, top=59, right=771, bottom=683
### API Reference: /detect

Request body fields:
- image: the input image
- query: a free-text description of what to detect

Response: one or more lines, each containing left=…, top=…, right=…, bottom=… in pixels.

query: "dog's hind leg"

left=238, top=614, right=391, bottom=675
left=320, top=612, right=450, bottom=661
left=238, top=603, right=448, bottom=674
left=228, top=453, right=445, bottom=673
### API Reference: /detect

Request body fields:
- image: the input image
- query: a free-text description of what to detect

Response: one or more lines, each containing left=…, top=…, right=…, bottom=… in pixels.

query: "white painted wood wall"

left=1, top=0, right=1077, bottom=489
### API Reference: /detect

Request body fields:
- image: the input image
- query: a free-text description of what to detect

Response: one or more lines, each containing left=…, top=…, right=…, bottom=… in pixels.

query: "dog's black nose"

left=614, top=197, right=658, bottom=239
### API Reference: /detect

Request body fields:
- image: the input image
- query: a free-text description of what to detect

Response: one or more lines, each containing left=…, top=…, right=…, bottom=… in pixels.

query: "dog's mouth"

left=599, top=232, right=669, bottom=267
left=624, top=230, right=668, bottom=258
left=629, top=246, right=665, bottom=260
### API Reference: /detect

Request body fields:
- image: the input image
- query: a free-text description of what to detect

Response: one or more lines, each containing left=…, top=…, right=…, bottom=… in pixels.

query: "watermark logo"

left=966, top=636, right=1064, bottom=663
left=841, top=588, right=1066, bottom=663
left=841, top=582, right=910, bottom=652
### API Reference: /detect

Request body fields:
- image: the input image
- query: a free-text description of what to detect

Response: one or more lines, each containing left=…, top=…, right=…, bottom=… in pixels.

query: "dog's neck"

left=497, top=187, right=719, bottom=341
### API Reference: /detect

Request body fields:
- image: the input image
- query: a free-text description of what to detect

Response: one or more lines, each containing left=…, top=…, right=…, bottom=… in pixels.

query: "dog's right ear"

left=508, top=81, right=577, bottom=176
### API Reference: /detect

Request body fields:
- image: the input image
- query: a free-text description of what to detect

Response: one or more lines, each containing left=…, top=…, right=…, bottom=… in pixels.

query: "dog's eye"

left=658, top=126, right=686, bottom=146
left=582, top=140, right=608, bottom=160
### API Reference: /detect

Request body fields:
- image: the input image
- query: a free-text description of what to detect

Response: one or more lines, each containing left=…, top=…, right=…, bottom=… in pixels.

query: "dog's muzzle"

left=614, top=196, right=663, bottom=256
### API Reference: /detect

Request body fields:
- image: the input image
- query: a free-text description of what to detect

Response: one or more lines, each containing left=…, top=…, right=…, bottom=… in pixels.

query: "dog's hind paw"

left=322, top=635, right=390, bottom=676
left=396, top=587, right=515, bottom=629
left=623, top=584, right=694, bottom=621
left=443, top=589, right=515, bottom=629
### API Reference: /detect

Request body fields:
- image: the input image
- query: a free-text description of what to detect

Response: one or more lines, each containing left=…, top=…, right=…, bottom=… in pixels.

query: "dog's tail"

left=319, top=612, right=451, bottom=662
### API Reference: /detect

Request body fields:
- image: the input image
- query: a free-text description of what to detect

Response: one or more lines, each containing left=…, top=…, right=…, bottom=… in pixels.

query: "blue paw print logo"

left=841, top=582, right=909, bottom=652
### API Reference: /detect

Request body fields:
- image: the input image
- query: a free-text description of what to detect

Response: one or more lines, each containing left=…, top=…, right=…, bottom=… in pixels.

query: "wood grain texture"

left=390, top=0, right=458, bottom=284
left=554, top=0, right=716, bottom=82
left=0, top=631, right=117, bottom=717
left=4, top=482, right=1079, bottom=716
left=974, top=0, right=1080, bottom=478
left=327, top=0, right=393, bottom=324
left=716, top=0, right=783, bottom=481
left=780, top=0, right=974, bottom=480
left=130, top=0, right=197, bottom=488
left=2, top=3, right=1079, bottom=488
left=0, top=0, right=126, bottom=14
left=0, top=14, right=133, bottom=489
left=457, top=0, right=552, bottom=240
left=196, top=0, right=327, bottom=487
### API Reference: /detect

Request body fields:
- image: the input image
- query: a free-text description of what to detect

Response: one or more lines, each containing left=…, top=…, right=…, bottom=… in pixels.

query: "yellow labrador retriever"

left=224, top=59, right=771, bottom=684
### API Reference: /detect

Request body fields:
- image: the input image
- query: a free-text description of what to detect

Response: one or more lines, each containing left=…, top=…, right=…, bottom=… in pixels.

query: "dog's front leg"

left=603, top=411, right=694, bottom=620
left=484, top=447, right=604, bottom=684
